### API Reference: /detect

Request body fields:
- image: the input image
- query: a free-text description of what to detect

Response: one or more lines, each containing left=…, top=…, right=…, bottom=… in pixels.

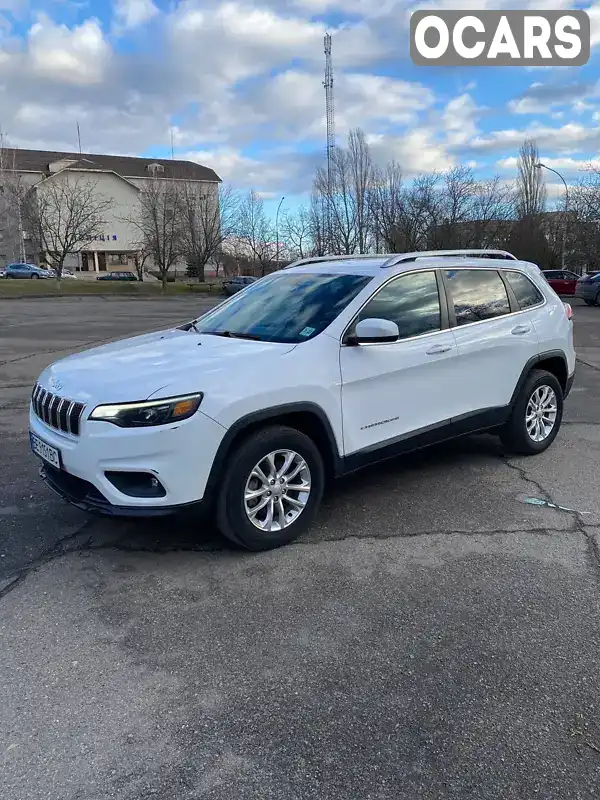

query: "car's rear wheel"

left=500, top=369, right=563, bottom=455
left=585, top=299, right=595, bottom=306
left=216, top=425, right=325, bottom=551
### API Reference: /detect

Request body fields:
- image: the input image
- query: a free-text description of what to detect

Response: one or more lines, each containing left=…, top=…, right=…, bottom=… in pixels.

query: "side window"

left=445, top=269, right=510, bottom=326
left=355, top=270, right=441, bottom=340
left=505, top=270, right=544, bottom=310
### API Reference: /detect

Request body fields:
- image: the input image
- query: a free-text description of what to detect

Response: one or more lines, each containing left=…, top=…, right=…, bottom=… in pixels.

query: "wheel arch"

left=204, top=403, right=343, bottom=506
left=510, top=350, right=569, bottom=407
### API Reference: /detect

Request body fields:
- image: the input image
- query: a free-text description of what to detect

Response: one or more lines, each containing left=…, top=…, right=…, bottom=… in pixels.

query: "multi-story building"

left=0, top=148, right=221, bottom=273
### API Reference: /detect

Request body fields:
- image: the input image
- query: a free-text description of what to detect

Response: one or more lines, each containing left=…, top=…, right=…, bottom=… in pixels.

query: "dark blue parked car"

left=574, top=272, right=600, bottom=306
left=5, top=263, right=51, bottom=279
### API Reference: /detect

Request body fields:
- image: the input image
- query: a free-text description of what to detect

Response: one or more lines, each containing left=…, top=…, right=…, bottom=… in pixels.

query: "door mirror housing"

left=347, top=318, right=400, bottom=345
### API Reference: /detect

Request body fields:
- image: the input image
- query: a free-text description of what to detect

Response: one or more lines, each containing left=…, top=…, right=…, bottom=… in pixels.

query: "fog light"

left=105, top=471, right=166, bottom=498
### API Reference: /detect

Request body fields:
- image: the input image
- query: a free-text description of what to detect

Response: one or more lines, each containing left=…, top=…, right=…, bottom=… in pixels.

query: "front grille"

left=31, top=383, right=85, bottom=435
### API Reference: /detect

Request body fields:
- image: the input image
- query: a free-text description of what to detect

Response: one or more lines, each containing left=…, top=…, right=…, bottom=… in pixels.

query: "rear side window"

left=445, top=269, right=510, bottom=326
left=505, top=271, right=544, bottom=309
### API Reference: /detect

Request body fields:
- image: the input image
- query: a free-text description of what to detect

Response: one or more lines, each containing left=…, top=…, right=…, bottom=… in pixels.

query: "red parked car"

left=542, top=269, right=580, bottom=295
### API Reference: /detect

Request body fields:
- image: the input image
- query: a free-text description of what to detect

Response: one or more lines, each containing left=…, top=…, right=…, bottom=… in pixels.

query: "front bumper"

left=30, top=405, right=226, bottom=514
left=40, top=463, right=204, bottom=517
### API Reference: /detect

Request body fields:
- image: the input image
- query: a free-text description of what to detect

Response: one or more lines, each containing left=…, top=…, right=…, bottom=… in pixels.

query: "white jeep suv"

left=29, top=249, right=575, bottom=551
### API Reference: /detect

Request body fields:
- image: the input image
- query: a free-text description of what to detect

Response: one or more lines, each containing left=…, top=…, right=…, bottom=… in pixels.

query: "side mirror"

left=347, top=318, right=400, bottom=345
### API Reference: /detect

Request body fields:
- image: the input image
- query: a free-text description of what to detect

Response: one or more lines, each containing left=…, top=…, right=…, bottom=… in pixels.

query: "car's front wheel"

left=216, top=425, right=325, bottom=551
left=585, top=299, right=595, bottom=306
left=30, top=273, right=39, bottom=279
left=500, top=369, right=563, bottom=455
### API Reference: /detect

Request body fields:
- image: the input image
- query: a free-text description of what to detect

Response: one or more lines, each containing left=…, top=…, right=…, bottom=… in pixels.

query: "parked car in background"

left=61, top=269, right=77, bottom=279
left=222, top=275, right=257, bottom=295
left=5, top=263, right=51, bottom=279
left=96, top=271, right=138, bottom=282
left=542, top=270, right=580, bottom=295
left=0, top=267, right=6, bottom=278
left=575, top=272, right=600, bottom=306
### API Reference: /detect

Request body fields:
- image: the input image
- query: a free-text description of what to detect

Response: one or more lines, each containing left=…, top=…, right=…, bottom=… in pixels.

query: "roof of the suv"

left=283, top=251, right=536, bottom=277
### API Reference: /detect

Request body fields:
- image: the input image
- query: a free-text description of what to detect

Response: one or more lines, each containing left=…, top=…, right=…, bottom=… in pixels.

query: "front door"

left=339, top=270, right=460, bottom=455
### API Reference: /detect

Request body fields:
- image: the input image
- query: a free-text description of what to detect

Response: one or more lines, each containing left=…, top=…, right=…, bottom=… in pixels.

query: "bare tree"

left=516, top=138, right=546, bottom=219
left=18, top=174, right=112, bottom=279
left=307, top=192, right=328, bottom=256
left=238, top=190, right=274, bottom=276
left=348, top=128, right=374, bottom=253
left=179, top=182, right=240, bottom=282
left=568, top=168, right=600, bottom=272
left=125, top=177, right=181, bottom=291
left=469, top=176, right=514, bottom=247
left=369, top=161, right=404, bottom=252
left=280, top=206, right=313, bottom=260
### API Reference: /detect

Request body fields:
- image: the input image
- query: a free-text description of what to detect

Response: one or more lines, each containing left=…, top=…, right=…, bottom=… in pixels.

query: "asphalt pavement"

left=2, top=296, right=600, bottom=799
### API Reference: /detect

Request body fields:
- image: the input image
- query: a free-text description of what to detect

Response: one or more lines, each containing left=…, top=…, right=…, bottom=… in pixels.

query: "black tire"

left=500, top=369, right=563, bottom=455
left=216, top=425, right=325, bottom=551
left=585, top=299, right=595, bottom=306
left=31, top=273, right=39, bottom=279
left=595, top=292, right=600, bottom=307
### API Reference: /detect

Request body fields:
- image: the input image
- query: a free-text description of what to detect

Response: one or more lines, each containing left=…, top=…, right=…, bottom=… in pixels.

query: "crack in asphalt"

left=502, top=457, right=554, bottom=502
left=0, top=519, right=585, bottom=602
left=2, top=441, right=598, bottom=602
left=577, top=357, right=600, bottom=373
left=504, top=455, right=600, bottom=579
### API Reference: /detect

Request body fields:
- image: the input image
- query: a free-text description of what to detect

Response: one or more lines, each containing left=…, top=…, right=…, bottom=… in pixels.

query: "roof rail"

left=282, top=254, right=384, bottom=269
left=381, top=249, right=517, bottom=267
left=283, top=249, right=518, bottom=271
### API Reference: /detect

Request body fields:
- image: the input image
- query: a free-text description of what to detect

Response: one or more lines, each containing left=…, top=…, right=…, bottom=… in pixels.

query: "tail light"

left=563, top=302, right=573, bottom=320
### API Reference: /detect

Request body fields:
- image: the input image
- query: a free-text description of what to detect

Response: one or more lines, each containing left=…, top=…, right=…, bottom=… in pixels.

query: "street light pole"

left=275, top=196, right=285, bottom=268
left=536, top=162, right=569, bottom=271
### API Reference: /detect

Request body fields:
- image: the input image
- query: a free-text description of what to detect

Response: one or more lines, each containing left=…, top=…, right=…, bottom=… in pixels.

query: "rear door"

left=554, top=271, right=570, bottom=294
left=563, top=271, right=579, bottom=294
left=443, top=267, right=542, bottom=414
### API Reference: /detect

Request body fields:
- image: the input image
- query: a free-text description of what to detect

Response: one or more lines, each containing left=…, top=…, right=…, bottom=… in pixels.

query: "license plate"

left=30, top=432, right=61, bottom=469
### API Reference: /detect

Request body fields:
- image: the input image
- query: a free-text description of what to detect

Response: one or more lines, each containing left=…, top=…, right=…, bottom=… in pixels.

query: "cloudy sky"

left=1, top=0, right=600, bottom=215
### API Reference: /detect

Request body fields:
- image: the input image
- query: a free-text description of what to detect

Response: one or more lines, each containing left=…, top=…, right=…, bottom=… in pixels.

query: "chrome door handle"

left=426, top=344, right=452, bottom=354
left=511, top=325, right=531, bottom=335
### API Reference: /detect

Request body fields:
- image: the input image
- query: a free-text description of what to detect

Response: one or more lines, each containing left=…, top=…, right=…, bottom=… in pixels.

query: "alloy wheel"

left=525, top=385, right=558, bottom=443
left=243, top=449, right=312, bottom=532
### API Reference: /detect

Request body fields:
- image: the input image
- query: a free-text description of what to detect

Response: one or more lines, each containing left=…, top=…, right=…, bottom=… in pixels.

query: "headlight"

left=89, top=393, right=203, bottom=428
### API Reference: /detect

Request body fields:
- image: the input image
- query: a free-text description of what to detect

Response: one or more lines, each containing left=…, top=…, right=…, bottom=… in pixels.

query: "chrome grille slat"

left=65, top=401, right=75, bottom=434
left=31, top=382, right=85, bottom=436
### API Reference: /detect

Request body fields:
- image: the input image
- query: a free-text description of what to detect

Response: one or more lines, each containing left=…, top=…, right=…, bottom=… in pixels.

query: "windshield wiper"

left=201, top=330, right=263, bottom=341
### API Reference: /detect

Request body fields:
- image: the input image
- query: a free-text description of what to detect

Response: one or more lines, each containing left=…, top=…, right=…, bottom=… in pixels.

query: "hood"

left=37, top=328, right=296, bottom=405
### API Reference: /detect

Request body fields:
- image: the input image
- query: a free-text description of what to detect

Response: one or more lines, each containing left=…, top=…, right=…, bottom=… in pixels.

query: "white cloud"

left=184, top=147, right=291, bottom=189
left=442, top=93, right=481, bottom=147
left=508, top=80, right=600, bottom=115
left=27, top=15, right=111, bottom=85
left=366, top=129, right=454, bottom=175
left=114, top=0, right=160, bottom=29
left=497, top=155, right=600, bottom=174
left=589, top=2, right=600, bottom=47
left=471, top=122, right=600, bottom=154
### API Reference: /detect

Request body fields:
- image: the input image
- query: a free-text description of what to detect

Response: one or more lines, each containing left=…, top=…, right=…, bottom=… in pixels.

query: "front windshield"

left=194, top=271, right=373, bottom=343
